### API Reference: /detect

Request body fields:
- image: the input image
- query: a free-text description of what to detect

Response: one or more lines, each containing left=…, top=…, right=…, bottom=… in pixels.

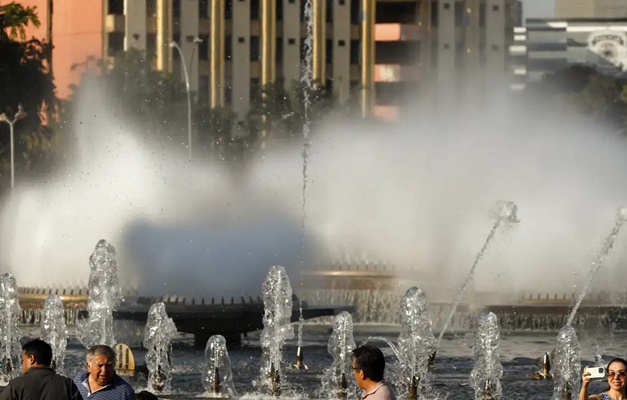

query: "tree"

left=63, top=48, right=187, bottom=139
left=245, top=80, right=342, bottom=141
left=0, top=2, right=57, bottom=192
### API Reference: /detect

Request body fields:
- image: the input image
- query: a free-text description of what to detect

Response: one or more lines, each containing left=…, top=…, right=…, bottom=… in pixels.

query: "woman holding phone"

left=579, top=358, right=627, bottom=400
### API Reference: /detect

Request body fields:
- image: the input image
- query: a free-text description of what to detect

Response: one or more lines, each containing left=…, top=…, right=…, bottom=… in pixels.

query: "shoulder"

left=5, top=374, right=28, bottom=387
left=379, top=382, right=397, bottom=400
left=113, top=375, right=135, bottom=393
left=73, top=371, right=89, bottom=385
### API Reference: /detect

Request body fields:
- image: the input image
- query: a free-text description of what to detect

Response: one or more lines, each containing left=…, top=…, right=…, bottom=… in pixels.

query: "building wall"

left=1, top=0, right=103, bottom=99
left=3, top=0, right=518, bottom=121
left=509, top=18, right=627, bottom=90
left=555, top=0, right=594, bottom=18
left=556, top=0, right=627, bottom=18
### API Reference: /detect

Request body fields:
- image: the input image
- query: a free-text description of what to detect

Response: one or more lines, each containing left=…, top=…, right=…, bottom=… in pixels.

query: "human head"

left=607, top=358, right=627, bottom=393
left=136, top=391, right=159, bottom=400
left=351, top=345, right=386, bottom=388
left=86, top=345, right=116, bottom=386
left=21, top=339, right=53, bottom=373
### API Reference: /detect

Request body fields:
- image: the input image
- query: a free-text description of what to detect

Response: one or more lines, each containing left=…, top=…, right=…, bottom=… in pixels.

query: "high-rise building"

left=555, top=0, right=627, bottom=18
left=509, top=18, right=627, bottom=90
left=7, top=0, right=520, bottom=125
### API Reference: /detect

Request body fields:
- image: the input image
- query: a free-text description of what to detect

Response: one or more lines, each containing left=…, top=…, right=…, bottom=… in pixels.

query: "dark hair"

left=136, top=391, right=159, bottom=400
left=352, top=345, right=386, bottom=382
left=22, top=339, right=53, bottom=366
left=607, top=358, right=627, bottom=371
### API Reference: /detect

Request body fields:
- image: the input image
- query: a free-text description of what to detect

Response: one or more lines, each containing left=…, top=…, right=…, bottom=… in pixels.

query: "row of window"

left=108, top=0, right=516, bottom=26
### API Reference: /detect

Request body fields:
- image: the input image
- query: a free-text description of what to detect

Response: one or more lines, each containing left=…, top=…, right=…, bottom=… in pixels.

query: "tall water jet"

left=202, top=335, right=236, bottom=398
left=436, top=200, right=519, bottom=348
left=40, top=295, right=68, bottom=372
left=567, top=207, right=627, bottom=325
left=397, top=287, right=437, bottom=399
left=259, top=265, right=295, bottom=396
left=144, top=302, right=177, bottom=393
left=320, top=311, right=357, bottom=400
left=0, top=273, right=21, bottom=383
left=469, top=312, right=503, bottom=400
left=293, top=303, right=307, bottom=370
left=551, top=326, right=581, bottom=400
left=77, top=240, right=123, bottom=348
left=299, top=1, right=314, bottom=348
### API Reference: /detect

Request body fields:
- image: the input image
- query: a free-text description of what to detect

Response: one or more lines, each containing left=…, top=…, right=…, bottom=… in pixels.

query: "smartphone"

left=587, top=366, right=606, bottom=380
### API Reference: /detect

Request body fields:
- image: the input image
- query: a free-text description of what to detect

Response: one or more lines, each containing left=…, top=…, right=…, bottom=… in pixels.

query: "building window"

left=238, top=37, right=246, bottom=43
left=251, top=0, right=260, bottom=20
left=288, top=38, right=296, bottom=45
left=338, top=40, right=345, bottom=47
left=492, top=5, right=500, bottom=11
left=173, top=0, right=181, bottom=18
left=146, top=0, right=157, bottom=16
left=443, top=43, right=450, bottom=50
left=491, top=44, right=500, bottom=51
left=199, top=34, right=209, bottom=60
left=225, top=36, right=232, bottom=60
left=108, top=32, right=124, bottom=54
left=172, top=34, right=181, bottom=59
left=443, top=3, right=450, bottom=10
left=339, top=0, right=345, bottom=4
left=250, top=36, right=260, bottom=60
left=199, top=0, right=209, bottom=19
left=108, top=0, right=123, bottom=15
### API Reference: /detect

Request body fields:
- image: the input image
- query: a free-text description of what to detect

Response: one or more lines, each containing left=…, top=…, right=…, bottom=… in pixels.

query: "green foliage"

left=0, top=2, right=57, bottom=192
left=64, top=49, right=187, bottom=139
left=245, top=80, right=342, bottom=140
left=0, top=2, right=40, bottom=41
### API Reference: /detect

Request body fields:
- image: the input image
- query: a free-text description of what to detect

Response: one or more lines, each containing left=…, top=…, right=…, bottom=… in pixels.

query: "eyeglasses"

left=608, top=371, right=627, bottom=379
left=352, top=367, right=361, bottom=372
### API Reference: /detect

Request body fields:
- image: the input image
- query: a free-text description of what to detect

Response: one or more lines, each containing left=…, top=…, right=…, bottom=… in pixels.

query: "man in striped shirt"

left=73, top=345, right=135, bottom=400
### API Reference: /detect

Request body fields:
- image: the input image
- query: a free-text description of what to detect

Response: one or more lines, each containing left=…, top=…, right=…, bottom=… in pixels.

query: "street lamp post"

left=0, top=104, right=27, bottom=189
left=170, top=38, right=203, bottom=162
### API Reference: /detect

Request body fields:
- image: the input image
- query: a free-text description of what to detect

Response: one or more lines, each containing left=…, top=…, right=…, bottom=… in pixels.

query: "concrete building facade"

left=509, top=18, right=627, bottom=90
left=555, top=0, right=627, bottom=19
left=6, top=0, right=520, bottom=124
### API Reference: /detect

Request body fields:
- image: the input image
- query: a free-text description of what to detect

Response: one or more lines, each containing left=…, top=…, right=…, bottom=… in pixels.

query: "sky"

left=521, top=0, right=555, bottom=19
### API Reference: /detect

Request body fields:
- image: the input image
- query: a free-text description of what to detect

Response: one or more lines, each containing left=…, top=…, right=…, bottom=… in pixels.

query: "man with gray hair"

left=73, top=345, right=135, bottom=400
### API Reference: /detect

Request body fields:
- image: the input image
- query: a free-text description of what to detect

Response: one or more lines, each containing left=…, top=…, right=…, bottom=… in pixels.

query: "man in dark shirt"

left=73, top=345, right=135, bottom=400
left=0, top=339, right=81, bottom=400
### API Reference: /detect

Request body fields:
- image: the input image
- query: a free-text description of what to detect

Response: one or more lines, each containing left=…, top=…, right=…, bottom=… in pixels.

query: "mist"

left=1, top=82, right=627, bottom=302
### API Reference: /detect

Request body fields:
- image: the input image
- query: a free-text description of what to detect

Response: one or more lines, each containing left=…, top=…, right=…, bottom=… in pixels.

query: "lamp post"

left=0, top=104, right=27, bottom=189
left=170, top=37, right=203, bottom=162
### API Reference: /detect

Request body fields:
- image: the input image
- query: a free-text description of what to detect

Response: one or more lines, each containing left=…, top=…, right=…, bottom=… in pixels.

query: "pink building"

left=1, top=0, right=103, bottom=99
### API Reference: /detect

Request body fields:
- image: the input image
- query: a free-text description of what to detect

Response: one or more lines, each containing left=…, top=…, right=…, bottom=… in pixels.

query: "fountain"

left=397, top=287, right=437, bottom=400
left=567, top=206, right=627, bottom=325
left=258, top=265, right=295, bottom=396
left=0, top=273, right=21, bottom=383
left=469, top=312, right=503, bottom=400
left=144, top=302, right=177, bottom=393
left=77, top=239, right=123, bottom=348
left=320, top=311, right=357, bottom=400
left=531, top=352, right=554, bottom=380
left=202, top=335, right=236, bottom=399
left=40, top=295, right=68, bottom=372
left=551, top=325, right=581, bottom=400
left=436, top=200, right=519, bottom=348
left=293, top=303, right=308, bottom=370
